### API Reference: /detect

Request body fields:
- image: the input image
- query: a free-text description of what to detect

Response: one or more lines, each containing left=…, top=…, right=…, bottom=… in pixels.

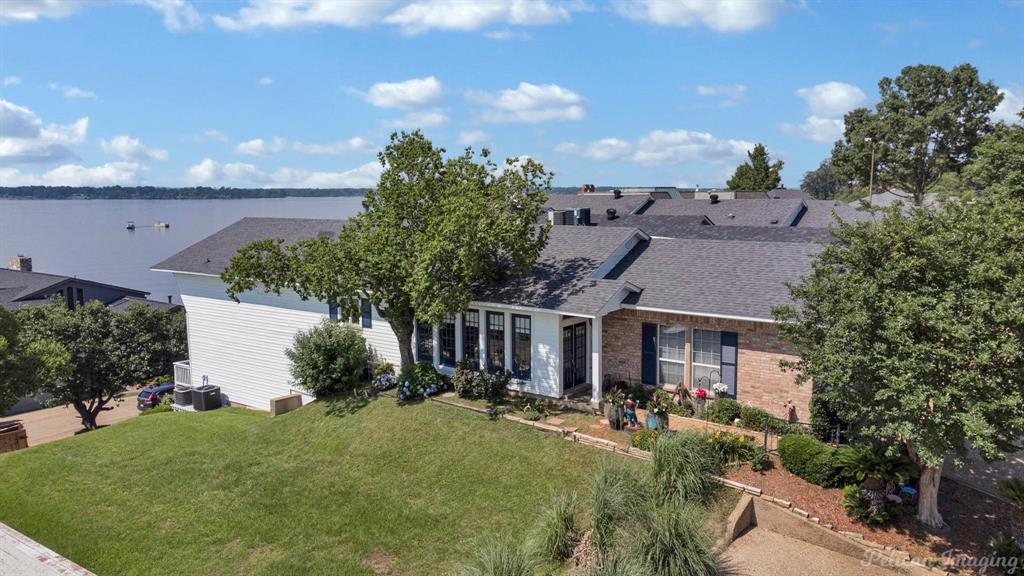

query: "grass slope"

left=0, top=397, right=607, bottom=575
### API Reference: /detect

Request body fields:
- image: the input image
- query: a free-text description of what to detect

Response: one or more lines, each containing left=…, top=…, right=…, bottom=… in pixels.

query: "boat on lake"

left=126, top=221, right=136, bottom=230
left=154, top=222, right=170, bottom=228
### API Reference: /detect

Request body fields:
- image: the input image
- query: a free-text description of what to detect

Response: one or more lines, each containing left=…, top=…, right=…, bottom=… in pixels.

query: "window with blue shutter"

left=721, top=331, right=738, bottom=397
left=328, top=299, right=339, bottom=321
left=641, top=323, right=657, bottom=385
left=360, top=298, right=372, bottom=328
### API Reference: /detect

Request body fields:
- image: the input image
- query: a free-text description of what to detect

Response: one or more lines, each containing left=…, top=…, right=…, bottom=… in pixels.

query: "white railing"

left=173, top=360, right=192, bottom=387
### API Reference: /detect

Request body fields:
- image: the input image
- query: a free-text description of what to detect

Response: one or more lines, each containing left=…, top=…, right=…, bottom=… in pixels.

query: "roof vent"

left=709, top=193, right=719, bottom=204
left=606, top=208, right=618, bottom=221
left=727, top=213, right=735, bottom=219
left=770, top=218, right=779, bottom=225
left=613, top=189, right=622, bottom=199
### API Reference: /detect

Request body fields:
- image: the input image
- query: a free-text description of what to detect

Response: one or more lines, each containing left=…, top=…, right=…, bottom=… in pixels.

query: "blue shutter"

left=721, top=331, right=738, bottom=397
left=360, top=298, right=372, bottom=328
left=328, top=299, right=339, bottom=321
left=641, top=323, right=658, bottom=385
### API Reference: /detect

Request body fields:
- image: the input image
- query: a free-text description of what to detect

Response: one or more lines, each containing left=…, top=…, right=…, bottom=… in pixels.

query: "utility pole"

left=865, top=137, right=877, bottom=207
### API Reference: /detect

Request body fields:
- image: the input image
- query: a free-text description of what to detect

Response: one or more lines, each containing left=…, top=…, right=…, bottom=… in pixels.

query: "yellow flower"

left=739, top=437, right=745, bottom=443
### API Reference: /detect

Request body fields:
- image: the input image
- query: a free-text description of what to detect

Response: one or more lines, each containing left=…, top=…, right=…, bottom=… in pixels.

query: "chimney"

left=9, top=255, right=32, bottom=272
left=579, top=183, right=596, bottom=195
left=709, top=194, right=719, bottom=205
left=167, top=295, right=173, bottom=304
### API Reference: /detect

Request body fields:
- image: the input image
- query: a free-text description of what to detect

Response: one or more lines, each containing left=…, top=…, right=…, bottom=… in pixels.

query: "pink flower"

left=694, top=388, right=708, bottom=399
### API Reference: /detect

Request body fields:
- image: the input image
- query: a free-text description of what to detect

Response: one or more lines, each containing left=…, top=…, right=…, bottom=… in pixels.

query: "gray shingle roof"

left=644, top=198, right=805, bottom=226
left=794, top=199, right=874, bottom=228
left=107, top=295, right=183, bottom=313
left=0, top=268, right=148, bottom=310
left=545, top=194, right=653, bottom=222
left=603, top=215, right=832, bottom=243
left=609, top=237, right=823, bottom=320
left=474, top=225, right=643, bottom=316
left=152, top=217, right=345, bottom=275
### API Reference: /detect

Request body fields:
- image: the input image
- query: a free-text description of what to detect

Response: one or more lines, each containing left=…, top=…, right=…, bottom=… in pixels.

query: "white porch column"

left=591, top=316, right=603, bottom=404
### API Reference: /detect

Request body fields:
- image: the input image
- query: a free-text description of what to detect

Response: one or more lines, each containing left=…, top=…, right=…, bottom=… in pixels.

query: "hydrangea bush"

left=397, top=362, right=446, bottom=401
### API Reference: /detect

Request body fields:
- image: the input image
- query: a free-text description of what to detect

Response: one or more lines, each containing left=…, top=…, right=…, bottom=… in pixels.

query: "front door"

left=562, top=323, right=587, bottom=389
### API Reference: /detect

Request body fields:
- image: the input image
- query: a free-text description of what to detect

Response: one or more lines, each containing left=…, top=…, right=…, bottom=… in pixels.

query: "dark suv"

left=137, top=382, right=175, bottom=410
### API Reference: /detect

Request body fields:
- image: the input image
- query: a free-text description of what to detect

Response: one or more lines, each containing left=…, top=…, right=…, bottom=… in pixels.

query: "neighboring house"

left=1, top=256, right=152, bottom=311
left=154, top=215, right=823, bottom=420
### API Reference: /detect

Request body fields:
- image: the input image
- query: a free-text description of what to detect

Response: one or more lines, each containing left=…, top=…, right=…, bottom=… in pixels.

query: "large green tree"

left=800, top=160, right=840, bottom=199
left=831, top=64, right=1002, bottom=206
left=15, top=301, right=187, bottom=429
left=0, top=307, right=69, bottom=414
left=963, top=111, right=1024, bottom=195
left=726, top=143, right=783, bottom=191
left=221, top=131, right=551, bottom=369
left=774, top=192, right=1024, bottom=528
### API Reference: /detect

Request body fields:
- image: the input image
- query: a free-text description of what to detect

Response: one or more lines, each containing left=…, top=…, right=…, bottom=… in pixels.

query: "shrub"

left=590, top=459, right=648, bottom=553
left=632, top=500, right=719, bottom=576
left=631, top=428, right=660, bottom=451
left=678, top=398, right=695, bottom=417
left=286, top=320, right=371, bottom=396
left=706, top=430, right=755, bottom=465
left=809, top=393, right=851, bottom=444
left=645, top=389, right=675, bottom=416
left=453, top=362, right=510, bottom=403
left=528, top=491, right=579, bottom=561
left=397, top=362, right=446, bottom=401
left=989, top=533, right=1024, bottom=576
left=590, top=554, right=648, bottom=576
left=749, top=445, right=771, bottom=472
left=522, top=410, right=541, bottom=421
left=650, top=431, right=722, bottom=504
left=834, top=443, right=915, bottom=487
left=625, top=383, right=654, bottom=406
left=841, top=485, right=891, bottom=525
left=139, top=403, right=171, bottom=416
left=458, top=534, right=535, bottom=576
left=706, top=398, right=741, bottom=424
left=997, top=478, right=1024, bottom=508
left=372, top=362, right=397, bottom=391
left=739, top=405, right=769, bottom=431
left=777, top=434, right=839, bottom=486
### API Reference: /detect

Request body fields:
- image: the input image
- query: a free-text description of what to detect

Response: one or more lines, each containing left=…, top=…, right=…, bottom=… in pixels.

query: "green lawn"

left=0, top=396, right=611, bottom=575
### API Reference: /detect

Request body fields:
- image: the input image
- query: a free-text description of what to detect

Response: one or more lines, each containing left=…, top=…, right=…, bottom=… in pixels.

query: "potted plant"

left=712, top=381, right=729, bottom=399
left=603, top=390, right=625, bottom=430
left=645, top=390, right=673, bottom=430
left=693, top=387, right=708, bottom=419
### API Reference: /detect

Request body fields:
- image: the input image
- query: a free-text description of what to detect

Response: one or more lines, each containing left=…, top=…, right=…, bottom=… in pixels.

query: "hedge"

left=777, top=434, right=840, bottom=486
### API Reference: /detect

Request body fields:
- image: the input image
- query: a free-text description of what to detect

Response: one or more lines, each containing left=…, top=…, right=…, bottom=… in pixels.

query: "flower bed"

left=725, top=458, right=1024, bottom=572
left=635, top=408, right=781, bottom=450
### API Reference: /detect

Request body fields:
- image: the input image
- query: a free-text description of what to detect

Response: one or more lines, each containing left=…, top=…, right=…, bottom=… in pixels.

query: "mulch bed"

left=725, top=456, right=1024, bottom=570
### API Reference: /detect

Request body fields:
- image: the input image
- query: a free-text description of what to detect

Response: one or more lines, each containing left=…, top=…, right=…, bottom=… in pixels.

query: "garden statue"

left=623, top=397, right=640, bottom=429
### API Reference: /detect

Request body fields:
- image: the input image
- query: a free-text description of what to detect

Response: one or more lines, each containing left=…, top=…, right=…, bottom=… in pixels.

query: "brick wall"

left=601, top=308, right=812, bottom=421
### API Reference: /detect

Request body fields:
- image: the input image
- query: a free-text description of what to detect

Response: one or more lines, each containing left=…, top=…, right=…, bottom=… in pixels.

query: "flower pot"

left=646, top=412, right=667, bottom=430
left=606, top=404, right=624, bottom=430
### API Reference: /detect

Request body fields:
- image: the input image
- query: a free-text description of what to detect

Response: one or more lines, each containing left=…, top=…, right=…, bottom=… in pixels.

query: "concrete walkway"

left=0, top=522, right=94, bottom=575
left=0, top=396, right=139, bottom=447
left=723, top=526, right=902, bottom=576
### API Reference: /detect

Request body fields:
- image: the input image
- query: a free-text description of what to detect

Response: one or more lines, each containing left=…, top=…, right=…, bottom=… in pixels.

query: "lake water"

left=0, top=197, right=365, bottom=304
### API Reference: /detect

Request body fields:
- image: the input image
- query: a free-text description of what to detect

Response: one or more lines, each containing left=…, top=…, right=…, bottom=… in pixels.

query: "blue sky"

left=1, top=0, right=1022, bottom=189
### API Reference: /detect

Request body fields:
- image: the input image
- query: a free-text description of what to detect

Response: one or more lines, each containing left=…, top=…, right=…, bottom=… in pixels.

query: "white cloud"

left=292, top=136, right=374, bottom=155
left=235, top=137, right=287, bottom=156
left=213, top=0, right=581, bottom=33
left=383, top=0, right=578, bottom=35
left=783, top=81, right=867, bottom=143
left=185, top=158, right=383, bottom=188
left=1, top=162, right=143, bottom=186
left=139, top=0, right=202, bottom=31
left=457, top=130, right=490, bottom=146
left=581, top=138, right=632, bottom=161
left=993, top=87, right=1023, bottom=124
left=554, top=142, right=580, bottom=155
left=49, top=83, right=96, bottom=99
left=100, top=135, right=169, bottom=161
left=795, top=81, right=867, bottom=117
left=383, top=109, right=449, bottom=129
left=469, top=82, right=585, bottom=123
left=780, top=116, right=844, bottom=143
left=695, top=83, right=747, bottom=107
left=0, top=99, right=88, bottom=164
left=362, top=76, right=443, bottom=109
left=213, top=1, right=394, bottom=30
left=1, top=0, right=202, bottom=30
left=258, top=76, right=274, bottom=86
left=615, top=0, right=783, bottom=32
left=200, top=129, right=229, bottom=142
left=630, top=130, right=753, bottom=166
left=3, top=76, right=21, bottom=87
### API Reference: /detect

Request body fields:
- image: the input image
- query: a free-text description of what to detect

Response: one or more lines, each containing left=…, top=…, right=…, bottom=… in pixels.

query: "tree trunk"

left=390, top=320, right=416, bottom=371
left=72, top=399, right=100, bottom=430
left=916, top=464, right=944, bottom=528
left=906, top=441, right=945, bottom=529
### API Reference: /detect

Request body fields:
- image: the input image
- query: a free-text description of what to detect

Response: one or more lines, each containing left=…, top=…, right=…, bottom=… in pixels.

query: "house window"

left=658, top=325, right=686, bottom=386
left=692, top=329, right=722, bottom=389
left=440, top=314, right=456, bottom=367
left=65, top=287, right=75, bottom=309
left=360, top=298, right=372, bottom=328
left=512, top=314, right=531, bottom=380
left=328, top=300, right=339, bottom=321
left=416, top=321, right=434, bottom=363
left=486, top=312, right=505, bottom=373
left=463, top=310, right=480, bottom=369
left=76, top=288, right=84, bottom=305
